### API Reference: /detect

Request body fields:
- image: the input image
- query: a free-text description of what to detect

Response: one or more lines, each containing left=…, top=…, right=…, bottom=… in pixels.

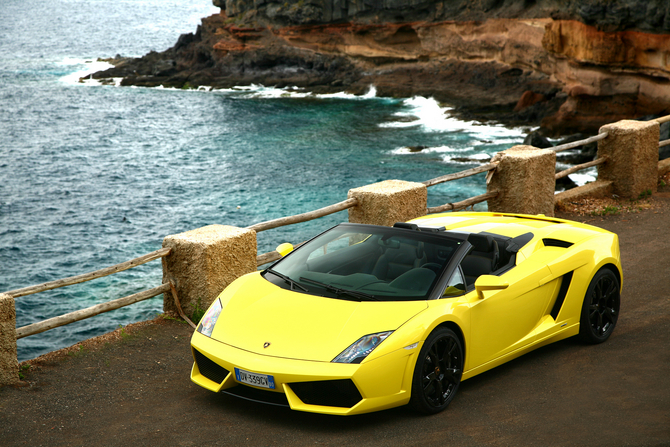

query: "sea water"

left=1, top=0, right=544, bottom=361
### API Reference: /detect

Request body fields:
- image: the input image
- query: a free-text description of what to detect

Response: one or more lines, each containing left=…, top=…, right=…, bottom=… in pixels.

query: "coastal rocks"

left=90, top=1, right=670, bottom=136
left=540, top=20, right=670, bottom=134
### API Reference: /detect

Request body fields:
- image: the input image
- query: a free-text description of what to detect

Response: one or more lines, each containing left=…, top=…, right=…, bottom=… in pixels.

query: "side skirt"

left=461, top=323, right=579, bottom=381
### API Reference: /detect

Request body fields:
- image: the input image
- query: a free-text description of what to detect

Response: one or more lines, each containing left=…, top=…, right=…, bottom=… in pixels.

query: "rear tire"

left=409, top=327, right=463, bottom=414
left=578, top=268, right=620, bottom=344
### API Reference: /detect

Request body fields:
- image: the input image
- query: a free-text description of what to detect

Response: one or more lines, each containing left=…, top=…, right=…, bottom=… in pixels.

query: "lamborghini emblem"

left=264, top=342, right=271, bottom=349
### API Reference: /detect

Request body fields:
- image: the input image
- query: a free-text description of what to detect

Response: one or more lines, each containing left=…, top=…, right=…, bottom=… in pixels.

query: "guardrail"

left=4, top=249, right=174, bottom=339
left=2, top=114, right=670, bottom=386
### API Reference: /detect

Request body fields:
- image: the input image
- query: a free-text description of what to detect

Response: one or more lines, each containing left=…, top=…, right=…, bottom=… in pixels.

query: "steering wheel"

left=421, top=263, right=442, bottom=274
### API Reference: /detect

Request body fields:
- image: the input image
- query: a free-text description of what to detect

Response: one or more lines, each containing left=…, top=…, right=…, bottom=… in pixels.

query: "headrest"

left=467, top=234, right=495, bottom=252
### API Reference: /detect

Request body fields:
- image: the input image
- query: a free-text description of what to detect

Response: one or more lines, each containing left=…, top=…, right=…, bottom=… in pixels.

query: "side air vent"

left=543, top=238, right=573, bottom=248
left=193, top=349, right=230, bottom=384
left=550, top=271, right=574, bottom=319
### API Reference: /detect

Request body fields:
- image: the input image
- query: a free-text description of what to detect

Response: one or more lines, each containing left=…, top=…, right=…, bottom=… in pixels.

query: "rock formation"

left=91, top=0, right=670, bottom=136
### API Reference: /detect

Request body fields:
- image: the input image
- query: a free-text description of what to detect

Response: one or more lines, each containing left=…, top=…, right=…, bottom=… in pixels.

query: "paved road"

left=1, top=192, right=669, bottom=447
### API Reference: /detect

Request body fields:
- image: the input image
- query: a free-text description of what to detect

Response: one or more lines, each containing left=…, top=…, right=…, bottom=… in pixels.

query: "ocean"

left=1, top=0, right=540, bottom=361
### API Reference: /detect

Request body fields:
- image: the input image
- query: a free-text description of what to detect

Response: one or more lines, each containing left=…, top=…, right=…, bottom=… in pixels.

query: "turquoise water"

left=0, top=0, right=526, bottom=361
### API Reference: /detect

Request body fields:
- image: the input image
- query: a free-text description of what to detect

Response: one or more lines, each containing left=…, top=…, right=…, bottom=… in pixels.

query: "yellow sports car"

left=190, top=212, right=622, bottom=415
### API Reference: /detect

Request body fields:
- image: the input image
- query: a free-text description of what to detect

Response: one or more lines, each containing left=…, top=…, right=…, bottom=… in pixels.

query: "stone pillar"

left=0, top=293, right=19, bottom=386
left=162, top=225, right=257, bottom=317
left=487, top=145, right=556, bottom=216
left=348, top=180, right=427, bottom=226
left=598, top=120, right=660, bottom=198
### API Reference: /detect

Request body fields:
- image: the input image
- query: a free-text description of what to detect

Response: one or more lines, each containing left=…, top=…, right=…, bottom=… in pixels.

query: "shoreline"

left=89, top=12, right=670, bottom=139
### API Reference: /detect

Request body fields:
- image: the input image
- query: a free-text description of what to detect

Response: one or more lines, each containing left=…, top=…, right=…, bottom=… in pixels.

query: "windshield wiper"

left=263, top=268, right=308, bottom=292
left=299, top=277, right=378, bottom=301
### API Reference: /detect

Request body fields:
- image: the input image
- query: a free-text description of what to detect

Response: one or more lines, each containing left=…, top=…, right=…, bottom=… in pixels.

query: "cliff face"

left=92, top=0, right=670, bottom=135
left=215, top=0, right=670, bottom=33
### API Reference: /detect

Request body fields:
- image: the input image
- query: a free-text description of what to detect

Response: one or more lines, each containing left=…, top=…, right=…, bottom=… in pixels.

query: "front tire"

left=409, top=327, right=463, bottom=414
left=578, top=268, right=620, bottom=344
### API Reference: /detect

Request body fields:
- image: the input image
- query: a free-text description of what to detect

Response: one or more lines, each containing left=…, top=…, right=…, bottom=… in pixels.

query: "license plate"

left=234, top=368, right=275, bottom=389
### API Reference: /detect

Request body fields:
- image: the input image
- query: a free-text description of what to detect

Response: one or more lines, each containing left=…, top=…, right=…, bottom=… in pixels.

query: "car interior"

left=269, top=226, right=533, bottom=300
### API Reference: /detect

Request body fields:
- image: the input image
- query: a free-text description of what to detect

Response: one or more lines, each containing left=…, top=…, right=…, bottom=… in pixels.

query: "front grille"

left=289, top=379, right=362, bottom=408
left=193, top=349, right=230, bottom=384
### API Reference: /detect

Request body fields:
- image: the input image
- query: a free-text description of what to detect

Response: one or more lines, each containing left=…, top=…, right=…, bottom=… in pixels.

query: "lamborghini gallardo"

left=190, top=212, right=622, bottom=415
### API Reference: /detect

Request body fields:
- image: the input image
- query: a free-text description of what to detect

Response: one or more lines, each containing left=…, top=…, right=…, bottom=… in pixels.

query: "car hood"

left=210, top=272, right=428, bottom=362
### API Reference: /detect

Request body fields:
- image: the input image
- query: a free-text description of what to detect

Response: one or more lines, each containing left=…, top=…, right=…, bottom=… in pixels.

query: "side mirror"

left=276, top=243, right=294, bottom=257
left=474, top=275, right=509, bottom=299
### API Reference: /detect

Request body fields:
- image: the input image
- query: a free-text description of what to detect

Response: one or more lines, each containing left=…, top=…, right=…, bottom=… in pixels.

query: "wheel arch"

left=600, top=262, right=622, bottom=291
left=433, top=321, right=466, bottom=368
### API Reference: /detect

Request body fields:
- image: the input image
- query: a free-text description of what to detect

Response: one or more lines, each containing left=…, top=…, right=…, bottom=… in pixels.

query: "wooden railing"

left=5, top=248, right=173, bottom=339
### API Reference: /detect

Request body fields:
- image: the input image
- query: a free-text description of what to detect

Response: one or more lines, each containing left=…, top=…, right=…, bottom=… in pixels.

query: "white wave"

left=470, top=152, right=493, bottom=161
left=59, top=59, right=115, bottom=85
left=390, top=145, right=455, bottom=155
left=317, top=91, right=363, bottom=99
left=362, top=85, right=377, bottom=98
left=212, top=83, right=380, bottom=101
left=439, top=154, right=492, bottom=164
left=379, top=96, right=525, bottom=140
left=569, top=172, right=597, bottom=186
left=472, top=137, right=523, bottom=147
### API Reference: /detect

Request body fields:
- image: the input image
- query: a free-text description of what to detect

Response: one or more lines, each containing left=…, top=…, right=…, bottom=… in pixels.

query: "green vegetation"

left=67, top=344, right=88, bottom=357
left=119, top=324, right=130, bottom=339
left=592, top=205, right=620, bottom=216
left=191, top=298, right=207, bottom=325
left=18, top=364, right=31, bottom=380
left=161, top=313, right=188, bottom=324
left=638, top=189, right=652, bottom=200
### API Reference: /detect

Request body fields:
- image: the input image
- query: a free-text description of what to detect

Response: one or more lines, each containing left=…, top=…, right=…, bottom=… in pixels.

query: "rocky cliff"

left=92, top=0, right=670, bottom=135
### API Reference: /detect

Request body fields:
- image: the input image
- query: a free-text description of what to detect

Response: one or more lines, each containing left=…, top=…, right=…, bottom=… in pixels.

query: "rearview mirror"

left=276, top=243, right=294, bottom=257
left=474, top=275, right=509, bottom=299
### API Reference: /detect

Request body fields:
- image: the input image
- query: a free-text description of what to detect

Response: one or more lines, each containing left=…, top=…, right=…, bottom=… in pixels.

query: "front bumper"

left=190, top=331, right=418, bottom=415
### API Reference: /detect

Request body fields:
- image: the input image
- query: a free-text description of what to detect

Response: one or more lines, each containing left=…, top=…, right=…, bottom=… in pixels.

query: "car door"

left=466, top=262, right=560, bottom=369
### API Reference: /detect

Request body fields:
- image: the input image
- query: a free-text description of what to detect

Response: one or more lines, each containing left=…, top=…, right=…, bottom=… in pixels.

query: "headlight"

left=332, top=331, right=393, bottom=364
left=196, top=298, right=222, bottom=338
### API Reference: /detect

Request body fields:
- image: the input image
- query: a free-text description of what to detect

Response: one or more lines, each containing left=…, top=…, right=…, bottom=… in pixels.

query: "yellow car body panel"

left=190, top=212, right=623, bottom=415
left=210, top=272, right=428, bottom=362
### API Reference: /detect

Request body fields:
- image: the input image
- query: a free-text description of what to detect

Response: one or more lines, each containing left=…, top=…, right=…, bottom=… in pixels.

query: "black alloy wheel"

left=410, top=327, right=463, bottom=414
left=579, top=268, right=621, bottom=344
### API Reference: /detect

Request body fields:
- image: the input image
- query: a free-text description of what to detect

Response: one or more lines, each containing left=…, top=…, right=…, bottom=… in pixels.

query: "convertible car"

left=190, top=212, right=622, bottom=415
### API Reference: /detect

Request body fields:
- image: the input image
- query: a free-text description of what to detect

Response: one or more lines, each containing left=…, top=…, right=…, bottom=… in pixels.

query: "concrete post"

left=347, top=180, right=427, bottom=226
left=162, top=225, right=257, bottom=317
left=487, top=145, right=557, bottom=216
left=0, top=293, right=19, bottom=386
left=598, top=120, right=660, bottom=198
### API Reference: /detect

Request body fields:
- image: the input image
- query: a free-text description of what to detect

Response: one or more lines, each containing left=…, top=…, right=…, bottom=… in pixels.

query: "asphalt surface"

left=1, top=189, right=669, bottom=447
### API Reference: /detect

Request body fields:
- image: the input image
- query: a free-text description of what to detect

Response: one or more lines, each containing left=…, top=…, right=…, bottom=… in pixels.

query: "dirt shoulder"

left=1, top=186, right=669, bottom=447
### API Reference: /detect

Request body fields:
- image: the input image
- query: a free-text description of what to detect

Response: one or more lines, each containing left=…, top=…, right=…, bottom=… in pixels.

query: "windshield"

left=265, top=224, right=464, bottom=301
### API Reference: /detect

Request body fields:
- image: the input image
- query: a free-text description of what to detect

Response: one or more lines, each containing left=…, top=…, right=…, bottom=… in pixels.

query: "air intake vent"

left=193, top=349, right=230, bottom=384
left=551, top=271, right=574, bottom=319
left=289, top=379, right=363, bottom=408
left=543, top=238, right=573, bottom=248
